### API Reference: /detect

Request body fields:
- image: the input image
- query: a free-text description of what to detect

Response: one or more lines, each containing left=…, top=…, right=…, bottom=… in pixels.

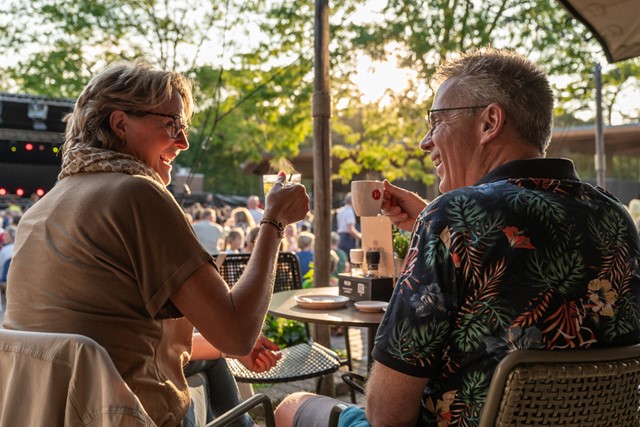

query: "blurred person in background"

left=336, top=193, right=360, bottom=255
left=192, top=208, right=224, bottom=255
left=246, top=195, right=264, bottom=224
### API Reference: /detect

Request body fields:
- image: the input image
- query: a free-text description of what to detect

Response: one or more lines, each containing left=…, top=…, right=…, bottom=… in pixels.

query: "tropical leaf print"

left=504, top=186, right=571, bottom=247
left=446, top=196, right=504, bottom=287
left=425, top=233, right=451, bottom=269
left=586, top=208, right=631, bottom=253
left=449, top=371, right=488, bottom=427
left=527, top=249, right=585, bottom=294
left=459, top=371, right=489, bottom=403
left=452, top=314, right=491, bottom=353
left=390, top=318, right=450, bottom=367
left=605, top=293, right=640, bottom=339
left=543, top=300, right=595, bottom=348
left=513, top=289, right=555, bottom=329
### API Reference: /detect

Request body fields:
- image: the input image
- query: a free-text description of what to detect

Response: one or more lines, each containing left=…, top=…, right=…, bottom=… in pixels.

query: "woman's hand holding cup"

left=264, top=171, right=309, bottom=226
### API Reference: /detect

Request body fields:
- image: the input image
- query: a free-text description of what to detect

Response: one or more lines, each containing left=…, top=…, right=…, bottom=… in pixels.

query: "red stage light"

left=36, top=188, right=45, bottom=197
left=0, top=188, right=6, bottom=195
left=16, top=188, right=25, bottom=196
left=25, top=143, right=34, bottom=151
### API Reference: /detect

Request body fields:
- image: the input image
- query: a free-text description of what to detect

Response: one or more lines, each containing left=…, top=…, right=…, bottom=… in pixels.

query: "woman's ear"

left=478, top=103, right=506, bottom=145
left=109, top=110, right=127, bottom=140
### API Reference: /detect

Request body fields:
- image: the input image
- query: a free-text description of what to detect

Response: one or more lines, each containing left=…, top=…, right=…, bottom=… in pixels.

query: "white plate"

left=294, top=294, right=349, bottom=309
left=354, top=300, right=388, bottom=313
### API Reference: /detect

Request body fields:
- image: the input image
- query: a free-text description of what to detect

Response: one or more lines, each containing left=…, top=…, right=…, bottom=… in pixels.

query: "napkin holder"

left=338, top=273, right=393, bottom=302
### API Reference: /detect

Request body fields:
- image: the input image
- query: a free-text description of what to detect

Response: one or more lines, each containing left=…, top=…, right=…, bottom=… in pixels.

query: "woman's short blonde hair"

left=63, top=59, right=193, bottom=154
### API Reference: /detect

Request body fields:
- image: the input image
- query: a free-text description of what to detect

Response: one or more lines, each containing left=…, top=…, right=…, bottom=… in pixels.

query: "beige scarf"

left=58, top=147, right=165, bottom=187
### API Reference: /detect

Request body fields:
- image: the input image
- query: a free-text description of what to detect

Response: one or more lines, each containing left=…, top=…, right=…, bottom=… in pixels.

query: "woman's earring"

left=121, top=135, right=127, bottom=146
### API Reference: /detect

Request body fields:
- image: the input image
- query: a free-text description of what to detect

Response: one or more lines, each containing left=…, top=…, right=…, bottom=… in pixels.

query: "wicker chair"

left=331, top=344, right=640, bottom=427
left=478, top=344, right=640, bottom=427
left=217, top=252, right=342, bottom=391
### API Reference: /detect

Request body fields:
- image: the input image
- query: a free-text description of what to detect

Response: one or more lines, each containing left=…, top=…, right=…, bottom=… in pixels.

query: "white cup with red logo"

left=351, top=180, right=384, bottom=217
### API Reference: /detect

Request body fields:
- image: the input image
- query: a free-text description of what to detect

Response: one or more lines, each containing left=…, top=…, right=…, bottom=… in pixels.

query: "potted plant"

left=392, top=227, right=410, bottom=277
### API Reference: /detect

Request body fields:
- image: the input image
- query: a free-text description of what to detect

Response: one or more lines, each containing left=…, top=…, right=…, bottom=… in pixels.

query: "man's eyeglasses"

left=426, top=105, right=487, bottom=132
left=132, top=111, right=189, bottom=139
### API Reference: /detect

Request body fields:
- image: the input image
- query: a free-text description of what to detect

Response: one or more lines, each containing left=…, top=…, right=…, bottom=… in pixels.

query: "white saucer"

left=354, top=300, right=388, bottom=313
left=294, top=294, right=349, bottom=309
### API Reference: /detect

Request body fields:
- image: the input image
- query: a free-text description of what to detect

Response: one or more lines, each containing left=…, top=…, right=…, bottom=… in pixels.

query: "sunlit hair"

left=297, top=231, right=315, bottom=251
left=230, top=207, right=257, bottom=229
left=62, top=58, right=193, bottom=154
left=432, top=48, right=554, bottom=154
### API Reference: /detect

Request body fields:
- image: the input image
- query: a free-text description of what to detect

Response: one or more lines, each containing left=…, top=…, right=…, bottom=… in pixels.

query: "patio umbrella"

left=557, top=0, right=640, bottom=63
left=557, top=0, right=640, bottom=188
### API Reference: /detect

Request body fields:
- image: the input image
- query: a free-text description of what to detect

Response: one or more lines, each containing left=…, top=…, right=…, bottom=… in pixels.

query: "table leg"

left=366, top=326, right=376, bottom=372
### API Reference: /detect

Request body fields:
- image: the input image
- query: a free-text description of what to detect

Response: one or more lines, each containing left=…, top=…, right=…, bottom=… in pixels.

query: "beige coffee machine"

left=338, top=180, right=395, bottom=302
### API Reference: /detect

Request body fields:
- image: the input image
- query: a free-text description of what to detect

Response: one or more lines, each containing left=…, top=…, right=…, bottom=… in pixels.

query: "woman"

left=226, top=206, right=256, bottom=234
left=3, top=59, right=309, bottom=426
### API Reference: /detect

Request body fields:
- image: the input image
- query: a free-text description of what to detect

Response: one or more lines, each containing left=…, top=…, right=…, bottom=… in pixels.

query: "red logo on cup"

left=372, top=189, right=382, bottom=200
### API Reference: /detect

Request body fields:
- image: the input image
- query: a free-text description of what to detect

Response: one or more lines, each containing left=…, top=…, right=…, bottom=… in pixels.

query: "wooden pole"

left=312, top=0, right=331, bottom=292
left=312, top=0, right=334, bottom=395
left=594, top=63, right=606, bottom=188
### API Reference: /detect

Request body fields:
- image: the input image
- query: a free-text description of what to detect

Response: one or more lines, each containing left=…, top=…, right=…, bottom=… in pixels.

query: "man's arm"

left=365, top=362, right=428, bottom=427
left=347, top=222, right=361, bottom=241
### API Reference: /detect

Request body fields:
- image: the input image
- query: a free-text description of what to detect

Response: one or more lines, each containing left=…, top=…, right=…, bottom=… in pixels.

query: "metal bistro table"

left=268, top=287, right=385, bottom=371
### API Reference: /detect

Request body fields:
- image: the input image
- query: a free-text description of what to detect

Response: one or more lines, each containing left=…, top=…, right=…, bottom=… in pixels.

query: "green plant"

left=262, top=315, right=307, bottom=348
left=393, top=227, right=411, bottom=259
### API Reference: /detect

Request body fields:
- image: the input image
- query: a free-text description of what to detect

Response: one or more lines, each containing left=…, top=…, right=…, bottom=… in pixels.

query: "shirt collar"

left=475, top=158, right=580, bottom=185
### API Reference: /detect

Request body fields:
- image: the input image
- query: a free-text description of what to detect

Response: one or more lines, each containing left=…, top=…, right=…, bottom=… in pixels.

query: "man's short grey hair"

left=432, top=48, right=554, bottom=155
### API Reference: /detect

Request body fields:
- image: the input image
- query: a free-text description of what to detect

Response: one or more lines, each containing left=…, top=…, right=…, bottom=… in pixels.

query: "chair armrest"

left=327, top=403, right=349, bottom=427
left=341, top=371, right=366, bottom=394
left=205, top=393, right=275, bottom=427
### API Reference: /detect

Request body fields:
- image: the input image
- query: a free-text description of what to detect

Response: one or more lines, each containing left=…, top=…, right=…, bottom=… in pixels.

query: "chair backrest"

left=0, top=329, right=155, bottom=427
left=218, top=252, right=302, bottom=293
left=478, top=344, right=640, bottom=427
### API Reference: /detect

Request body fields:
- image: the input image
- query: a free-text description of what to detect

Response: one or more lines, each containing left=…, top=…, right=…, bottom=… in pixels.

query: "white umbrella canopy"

left=557, top=0, right=640, bottom=62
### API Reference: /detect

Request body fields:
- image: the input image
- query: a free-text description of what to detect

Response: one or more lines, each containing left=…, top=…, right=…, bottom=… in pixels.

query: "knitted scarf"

left=58, top=146, right=165, bottom=187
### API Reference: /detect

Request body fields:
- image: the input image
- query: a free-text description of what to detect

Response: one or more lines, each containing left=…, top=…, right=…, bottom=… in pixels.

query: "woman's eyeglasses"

left=131, top=111, right=189, bottom=139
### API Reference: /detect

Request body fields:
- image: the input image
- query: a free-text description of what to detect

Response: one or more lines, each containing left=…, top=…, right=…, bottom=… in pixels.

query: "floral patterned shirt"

left=373, top=158, right=640, bottom=427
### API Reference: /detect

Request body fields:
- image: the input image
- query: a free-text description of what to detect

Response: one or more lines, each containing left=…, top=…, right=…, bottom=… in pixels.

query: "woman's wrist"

left=260, top=217, right=286, bottom=239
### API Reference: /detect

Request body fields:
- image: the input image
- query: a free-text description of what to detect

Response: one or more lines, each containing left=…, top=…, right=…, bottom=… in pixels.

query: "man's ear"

left=478, top=103, right=506, bottom=145
left=109, top=110, right=127, bottom=140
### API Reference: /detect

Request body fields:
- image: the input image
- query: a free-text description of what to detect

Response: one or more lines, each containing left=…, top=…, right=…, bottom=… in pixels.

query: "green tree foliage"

left=1, top=0, right=639, bottom=190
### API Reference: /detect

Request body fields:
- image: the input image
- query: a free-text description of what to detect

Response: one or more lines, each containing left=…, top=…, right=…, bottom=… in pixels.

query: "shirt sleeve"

left=115, top=177, right=214, bottom=318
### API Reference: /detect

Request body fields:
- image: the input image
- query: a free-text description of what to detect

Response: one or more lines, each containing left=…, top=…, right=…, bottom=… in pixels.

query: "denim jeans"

left=183, top=358, right=253, bottom=427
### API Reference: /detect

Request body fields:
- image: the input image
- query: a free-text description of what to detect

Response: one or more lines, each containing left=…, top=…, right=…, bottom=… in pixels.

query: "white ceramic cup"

left=351, top=180, right=384, bottom=217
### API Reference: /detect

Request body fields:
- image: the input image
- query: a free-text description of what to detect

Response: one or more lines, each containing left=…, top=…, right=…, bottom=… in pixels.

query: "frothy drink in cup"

left=351, top=180, right=384, bottom=217
left=263, top=173, right=301, bottom=195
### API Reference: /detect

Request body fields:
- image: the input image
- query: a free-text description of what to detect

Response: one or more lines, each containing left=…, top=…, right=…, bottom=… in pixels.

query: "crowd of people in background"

left=5, top=189, right=640, bottom=287
left=181, top=194, right=352, bottom=286
left=0, top=189, right=355, bottom=287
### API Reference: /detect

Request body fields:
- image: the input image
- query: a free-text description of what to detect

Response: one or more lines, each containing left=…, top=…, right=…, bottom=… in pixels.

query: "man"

left=191, top=208, right=224, bottom=254
left=275, top=48, right=640, bottom=427
left=246, top=195, right=264, bottom=224
left=336, top=193, right=361, bottom=256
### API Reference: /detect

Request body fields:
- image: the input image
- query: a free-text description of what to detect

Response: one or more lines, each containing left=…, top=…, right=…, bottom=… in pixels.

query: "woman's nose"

left=419, top=131, right=433, bottom=152
left=175, top=131, right=189, bottom=149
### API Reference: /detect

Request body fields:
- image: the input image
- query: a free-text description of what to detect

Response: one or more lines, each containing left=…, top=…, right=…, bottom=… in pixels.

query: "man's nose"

left=419, top=131, right=433, bottom=152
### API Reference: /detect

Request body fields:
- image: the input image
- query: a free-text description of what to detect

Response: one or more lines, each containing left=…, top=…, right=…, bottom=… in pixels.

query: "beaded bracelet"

left=260, top=217, right=286, bottom=239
